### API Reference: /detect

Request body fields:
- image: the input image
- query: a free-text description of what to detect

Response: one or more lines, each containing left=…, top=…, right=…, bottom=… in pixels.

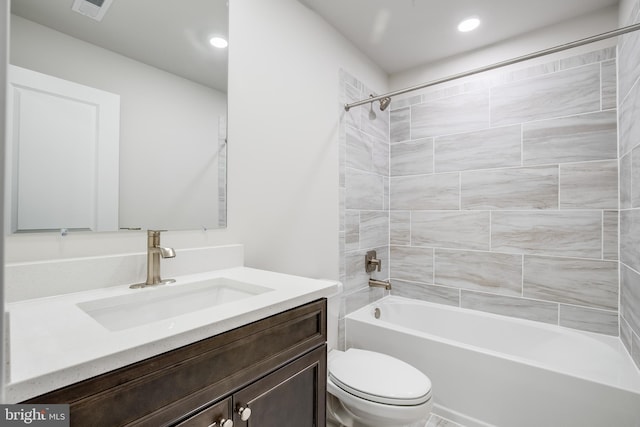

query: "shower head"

left=379, top=97, right=391, bottom=111
left=367, top=94, right=391, bottom=119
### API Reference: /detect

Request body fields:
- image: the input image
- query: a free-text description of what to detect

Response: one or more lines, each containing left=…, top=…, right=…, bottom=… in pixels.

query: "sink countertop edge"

left=5, top=267, right=339, bottom=402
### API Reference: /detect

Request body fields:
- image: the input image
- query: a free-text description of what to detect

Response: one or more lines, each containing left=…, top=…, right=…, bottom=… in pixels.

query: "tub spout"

left=369, top=279, right=391, bottom=290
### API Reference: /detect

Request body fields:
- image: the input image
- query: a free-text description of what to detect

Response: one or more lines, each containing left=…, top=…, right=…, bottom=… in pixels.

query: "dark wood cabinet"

left=175, top=397, right=232, bottom=427
left=233, top=346, right=326, bottom=427
left=177, top=346, right=326, bottom=427
left=25, top=299, right=327, bottom=427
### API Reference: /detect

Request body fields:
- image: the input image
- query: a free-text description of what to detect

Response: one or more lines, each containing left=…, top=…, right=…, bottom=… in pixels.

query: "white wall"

left=4, top=0, right=387, bottom=282
left=10, top=15, right=226, bottom=232
left=226, top=0, right=387, bottom=279
left=390, top=6, right=619, bottom=90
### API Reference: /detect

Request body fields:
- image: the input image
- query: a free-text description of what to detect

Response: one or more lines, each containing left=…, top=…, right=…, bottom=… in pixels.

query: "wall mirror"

left=6, top=0, right=228, bottom=233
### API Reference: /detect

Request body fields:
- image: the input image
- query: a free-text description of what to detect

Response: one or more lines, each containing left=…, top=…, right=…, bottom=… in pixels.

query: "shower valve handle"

left=365, top=250, right=382, bottom=273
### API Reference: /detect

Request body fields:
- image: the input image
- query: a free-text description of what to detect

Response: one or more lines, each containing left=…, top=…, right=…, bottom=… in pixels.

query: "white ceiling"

left=298, top=0, right=619, bottom=74
left=11, top=0, right=228, bottom=92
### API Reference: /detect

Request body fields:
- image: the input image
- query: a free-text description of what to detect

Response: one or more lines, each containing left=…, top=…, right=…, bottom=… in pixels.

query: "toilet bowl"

left=326, top=348, right=433, bottom=427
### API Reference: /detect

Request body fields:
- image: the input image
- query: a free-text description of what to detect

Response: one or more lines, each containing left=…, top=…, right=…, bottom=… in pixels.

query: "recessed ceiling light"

left=458, top=17, right=480, bottom=33
left=209, top=37, right=228, bottom=49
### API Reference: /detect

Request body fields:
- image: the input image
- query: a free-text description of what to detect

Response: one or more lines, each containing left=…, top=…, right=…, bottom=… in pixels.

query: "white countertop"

left=5, top=267, right=339, bottom=402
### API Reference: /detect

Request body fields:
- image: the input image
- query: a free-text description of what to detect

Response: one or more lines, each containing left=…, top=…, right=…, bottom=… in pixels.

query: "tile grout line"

left=489, top=210, right=492, bottom=253
left=432, top=248, right=435, bottom=285
left=602, top=210, right=605, bottom=261
left=631, top=150, right=634, bottom=211
left=458, top=172, right=462, bottom=210
left=457, top=286, right=617, bottom=309
left=409, top=210, right=413, bottom=248
left=389, top=244, right=616, bottom=262
left=558, top=163, right=562, bottom=209
left=409, top=103, right=413, bottom=143
left=618, top=26, right=629, bottom=345
left=557, top=303, right=562, bottom=326
left=521, top=254, right=525, bottom=297
left=520, top=124, right=524, bottom=167
left=600, top=61, right=603, bottom=112
left=432, top=137, right=436, bottom=175
left=386, top=156, right=618, bottom=178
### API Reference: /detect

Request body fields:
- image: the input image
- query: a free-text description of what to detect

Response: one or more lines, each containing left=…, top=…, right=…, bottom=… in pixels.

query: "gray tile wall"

left=338, top=70, right=389, bottom=349
left=389, top=47, right=620, bottom=336
left=619, top=0, right=640, bottom=370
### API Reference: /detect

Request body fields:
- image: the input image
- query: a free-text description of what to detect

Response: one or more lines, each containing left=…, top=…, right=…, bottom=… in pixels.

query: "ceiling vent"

left=71, top=0, right=114, bottom=22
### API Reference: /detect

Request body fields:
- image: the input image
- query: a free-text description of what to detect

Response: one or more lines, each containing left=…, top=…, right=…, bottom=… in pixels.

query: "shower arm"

left=344, top=21, right=640, bottom=112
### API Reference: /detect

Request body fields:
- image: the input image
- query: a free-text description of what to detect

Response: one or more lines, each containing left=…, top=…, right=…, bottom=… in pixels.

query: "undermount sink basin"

left=77, top=277, right=273, bottom=331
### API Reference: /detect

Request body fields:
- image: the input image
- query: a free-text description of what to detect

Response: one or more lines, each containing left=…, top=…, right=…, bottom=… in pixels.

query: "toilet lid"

left=329, top=349, right=432, bottom=406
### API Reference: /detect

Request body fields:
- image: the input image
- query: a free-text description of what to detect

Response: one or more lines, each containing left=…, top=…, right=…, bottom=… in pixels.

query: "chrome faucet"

left=130, top=230, right=176, bottom=289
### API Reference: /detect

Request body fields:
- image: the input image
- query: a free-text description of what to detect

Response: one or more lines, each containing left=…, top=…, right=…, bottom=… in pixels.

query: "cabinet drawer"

left=26, top=299, right=327, bottom=427
left=175, top=397, right=232, bottom=427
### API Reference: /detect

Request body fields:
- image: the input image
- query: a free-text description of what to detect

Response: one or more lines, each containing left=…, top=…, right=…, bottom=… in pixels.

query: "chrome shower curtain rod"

left=344, top=21, right=640, bottom=111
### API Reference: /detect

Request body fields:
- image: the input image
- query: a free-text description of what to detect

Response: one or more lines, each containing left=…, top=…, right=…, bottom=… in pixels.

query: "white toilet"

left=326, top=348, right=433, bottom=427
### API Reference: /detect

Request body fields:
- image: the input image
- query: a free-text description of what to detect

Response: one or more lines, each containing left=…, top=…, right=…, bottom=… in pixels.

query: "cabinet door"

left=233, top=346, right=326, bottom=427
left=174, top=397, right=232, bottom=427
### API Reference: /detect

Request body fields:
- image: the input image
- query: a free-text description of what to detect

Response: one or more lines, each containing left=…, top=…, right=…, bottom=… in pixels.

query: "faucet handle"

left=147, top=229, right=168, bottom=234
left=365, top=250, right=382, bottom=273
left=147, top=230, right=170, bottom=248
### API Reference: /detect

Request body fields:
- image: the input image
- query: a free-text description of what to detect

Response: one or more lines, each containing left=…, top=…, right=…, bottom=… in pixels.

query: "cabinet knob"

left=209, top=419, right=233, bottom=427
left=236, top=405, right=252, bottom=421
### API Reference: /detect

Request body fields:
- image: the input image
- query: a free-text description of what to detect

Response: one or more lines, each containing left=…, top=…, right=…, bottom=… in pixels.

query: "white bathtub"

left=345, top=296, right=640, bottom=427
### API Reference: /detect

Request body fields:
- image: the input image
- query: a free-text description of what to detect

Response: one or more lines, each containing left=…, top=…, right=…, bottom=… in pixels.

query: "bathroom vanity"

left=5, top=260, right=338, bottom=426
left=25, top=299, right=327, bottom=426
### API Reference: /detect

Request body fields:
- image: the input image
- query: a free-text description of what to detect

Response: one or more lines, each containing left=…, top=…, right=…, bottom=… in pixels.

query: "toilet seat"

left=328, top=348, right=432, bottom=406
